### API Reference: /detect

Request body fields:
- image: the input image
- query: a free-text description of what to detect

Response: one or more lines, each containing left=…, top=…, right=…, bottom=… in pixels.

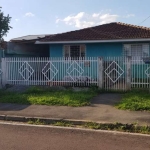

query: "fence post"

left=1, top=58, right=7, bottom=86
left=98, top=57, right=103, bottom=89
left=126, top=56, right=131, bottom=90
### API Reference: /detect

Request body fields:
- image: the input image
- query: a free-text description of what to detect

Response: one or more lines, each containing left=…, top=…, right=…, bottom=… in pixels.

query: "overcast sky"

left=0, top=0, right=150, bottom=41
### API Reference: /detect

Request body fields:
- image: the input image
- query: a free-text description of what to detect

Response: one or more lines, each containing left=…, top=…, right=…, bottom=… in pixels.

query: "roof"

left=10, top=34, right=53, bottom=42
left=37, top=22, right=150, bottom=43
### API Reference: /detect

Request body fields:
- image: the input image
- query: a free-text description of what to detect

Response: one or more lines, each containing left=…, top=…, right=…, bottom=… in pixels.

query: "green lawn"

left=0, top=87, right=98, bottom=107
left=116, top=90, right=150, bottom=111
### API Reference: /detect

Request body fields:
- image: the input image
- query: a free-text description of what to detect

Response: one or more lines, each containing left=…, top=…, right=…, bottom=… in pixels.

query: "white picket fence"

left=1, top=56, right=150, bottom=91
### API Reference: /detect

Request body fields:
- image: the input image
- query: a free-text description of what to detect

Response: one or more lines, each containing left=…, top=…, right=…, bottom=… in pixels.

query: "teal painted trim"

left=49, top=44, right=63, bottom=57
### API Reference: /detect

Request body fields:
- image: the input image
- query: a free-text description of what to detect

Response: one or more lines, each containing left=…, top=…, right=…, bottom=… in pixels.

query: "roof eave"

left=35, top=38, right=150, bottom=44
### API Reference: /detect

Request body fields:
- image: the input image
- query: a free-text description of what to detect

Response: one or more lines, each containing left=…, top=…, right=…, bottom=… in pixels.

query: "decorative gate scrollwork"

left=104, top=61, right=124, bottom=83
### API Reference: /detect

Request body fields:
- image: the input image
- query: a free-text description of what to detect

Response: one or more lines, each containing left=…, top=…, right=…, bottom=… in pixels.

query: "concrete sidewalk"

left=0, top=94, right=150, bottom=125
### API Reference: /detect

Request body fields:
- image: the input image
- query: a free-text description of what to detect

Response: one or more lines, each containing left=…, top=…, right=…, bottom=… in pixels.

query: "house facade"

left=49, top=42, right=150, bottom=59
left=35, top=22, right=150, bottom=61
left=2, top=22, right=150, bottom=89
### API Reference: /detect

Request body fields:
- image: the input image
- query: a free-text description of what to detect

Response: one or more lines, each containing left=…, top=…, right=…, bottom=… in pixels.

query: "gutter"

left=35, top=38, right=150, bottom=44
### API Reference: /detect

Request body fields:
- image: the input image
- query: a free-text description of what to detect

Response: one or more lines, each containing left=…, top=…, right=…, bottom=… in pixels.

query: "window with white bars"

left=123, top=44, right=149, bottom=61
left=64, top=45, right=86, bottom=59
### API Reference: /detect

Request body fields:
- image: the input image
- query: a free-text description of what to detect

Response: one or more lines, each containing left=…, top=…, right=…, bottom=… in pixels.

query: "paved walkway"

left=0, top=94, right=150, bottom=125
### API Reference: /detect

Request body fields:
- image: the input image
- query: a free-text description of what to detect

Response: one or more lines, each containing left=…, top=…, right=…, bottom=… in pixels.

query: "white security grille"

left=131, top=57, right=149, bottom=88
left=42, top=61, right=58, bottom=81
left=66, top=61, right=84, bottom=82
left=145, top=67, right=150, bottom=77
left=103, top=57, right=127, bottom=91
left=104, top=61, right=124, bottom=83
left=123, top=44, right=149, bottom=61
left=19, top=62, right=34, bottom=80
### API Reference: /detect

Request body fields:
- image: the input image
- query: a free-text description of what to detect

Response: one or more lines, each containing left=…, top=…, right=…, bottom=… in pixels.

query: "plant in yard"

left=115, top=90, right=150, bottom=111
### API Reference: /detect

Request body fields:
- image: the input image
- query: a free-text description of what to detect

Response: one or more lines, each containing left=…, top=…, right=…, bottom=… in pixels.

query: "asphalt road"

left=0, top=123, right=150, bottom=150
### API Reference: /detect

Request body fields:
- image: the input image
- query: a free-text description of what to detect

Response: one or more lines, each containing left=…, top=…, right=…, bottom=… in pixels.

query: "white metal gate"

left=103, top=57, right=128, bottom=91
left=131, top=57, right=150, bottom=88
left=3, top=57, right=98, bottom=86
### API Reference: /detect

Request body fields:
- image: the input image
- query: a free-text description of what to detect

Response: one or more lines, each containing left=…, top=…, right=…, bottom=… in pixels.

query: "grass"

left=0, top=86, right=99, bottom=107
left=52, top=121, right=73, bottom=127
left=28, top=119, right=45, bottom=125
left=28, top=120, right=73, bottom=127
left=115, top=90, right=150, bottom=111
left=84, top=122, right=150, bottom=134
left=27, top=119, right=150, bottom=135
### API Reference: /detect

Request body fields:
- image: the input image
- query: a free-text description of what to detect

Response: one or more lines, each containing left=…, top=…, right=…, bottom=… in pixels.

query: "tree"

left=0, top=7, right=12, bottom=43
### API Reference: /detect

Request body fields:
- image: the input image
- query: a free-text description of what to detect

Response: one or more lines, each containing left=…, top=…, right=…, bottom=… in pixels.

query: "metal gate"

left=103, top=57, right=127, bottom=91
left=3, top=57, right=98, bottom=86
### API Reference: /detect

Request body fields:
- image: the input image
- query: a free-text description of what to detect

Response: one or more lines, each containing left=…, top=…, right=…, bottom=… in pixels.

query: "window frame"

left=63, top=44, right=86, bottom=59
left=123, top=43, right=150, bottom=63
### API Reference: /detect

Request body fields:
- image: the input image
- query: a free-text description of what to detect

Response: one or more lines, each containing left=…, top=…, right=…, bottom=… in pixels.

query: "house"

left=35, top=22, right=150, bottom=60
left=2, top=22, right=150, bottom=89
left=35, top=22, right=150, bottom=87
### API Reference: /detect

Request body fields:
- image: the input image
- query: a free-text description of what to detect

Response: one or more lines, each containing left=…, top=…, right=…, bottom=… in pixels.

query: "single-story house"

left=35, top=22, right=150, bottom=61
left=3, top=22, right=150, bottom=89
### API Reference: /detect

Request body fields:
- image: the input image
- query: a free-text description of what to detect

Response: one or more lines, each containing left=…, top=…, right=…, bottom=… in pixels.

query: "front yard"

left=0, top=86, right=98, bottom=107
left=1, top=86, right=150, bottom=110
left=116, top=90, right=150, bottom=111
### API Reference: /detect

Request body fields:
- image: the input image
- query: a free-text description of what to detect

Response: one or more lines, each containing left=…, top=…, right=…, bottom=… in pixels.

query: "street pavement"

left=0, top=122, right=150, bottom=150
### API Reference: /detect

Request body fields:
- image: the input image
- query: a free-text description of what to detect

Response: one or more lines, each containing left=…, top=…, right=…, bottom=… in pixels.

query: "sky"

left=0, top=0, right=150, bottom=41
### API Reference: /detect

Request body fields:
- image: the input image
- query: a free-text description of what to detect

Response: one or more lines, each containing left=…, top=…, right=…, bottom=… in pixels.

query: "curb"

left=0, top=115, right=150, bottom=136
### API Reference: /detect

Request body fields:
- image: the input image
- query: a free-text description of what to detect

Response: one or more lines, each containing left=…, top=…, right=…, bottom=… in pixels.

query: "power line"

left=138, top=15, right=150, bottom=25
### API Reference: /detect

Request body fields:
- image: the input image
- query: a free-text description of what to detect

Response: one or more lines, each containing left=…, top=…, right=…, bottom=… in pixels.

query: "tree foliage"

left=0, top=7, right=12, bottom=41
